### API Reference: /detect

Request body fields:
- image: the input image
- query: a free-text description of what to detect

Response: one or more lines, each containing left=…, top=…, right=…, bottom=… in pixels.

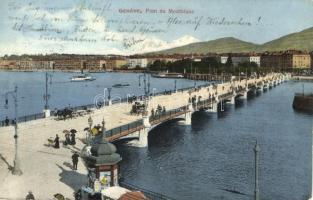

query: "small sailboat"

left=70, top=69, right=96, bottom=82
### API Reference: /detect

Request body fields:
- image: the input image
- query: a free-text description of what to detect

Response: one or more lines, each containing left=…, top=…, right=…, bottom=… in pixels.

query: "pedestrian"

left=5, top=116, right=9, bottom=126
left=65, top=133, right=71, bottom=145
left=151, top=108, right=154, bottom=117
left=25, top=191, right=35, bottom=200
left=72, top=152, right=79, bottom=170
left=54, top=134, right=60, bottom=149
left=70, top=132, right=76, bottom=145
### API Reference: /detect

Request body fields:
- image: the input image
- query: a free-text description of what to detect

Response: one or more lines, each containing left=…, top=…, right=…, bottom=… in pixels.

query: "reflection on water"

left=117, top=81, right=313, bottom=200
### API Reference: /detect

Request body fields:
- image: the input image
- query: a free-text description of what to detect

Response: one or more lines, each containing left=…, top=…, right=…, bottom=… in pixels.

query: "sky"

left=0, top=0, right=313, bottom=56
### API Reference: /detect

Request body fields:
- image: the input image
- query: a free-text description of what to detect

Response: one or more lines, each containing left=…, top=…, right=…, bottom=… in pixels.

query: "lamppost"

left=4, top=86, right=22, bottom=175
left=254, top=141, right=260, bottom=200
left=174, top=80, right=177, bottom=92
left=102, top=117, right=106, bottom=135
left=88, top=116, right=93, bottom=145
left=108, top=88, right=112, bottom=105
left=309, top=124, right=313, bottom=200
left=138, top=73, right=150, bottom=116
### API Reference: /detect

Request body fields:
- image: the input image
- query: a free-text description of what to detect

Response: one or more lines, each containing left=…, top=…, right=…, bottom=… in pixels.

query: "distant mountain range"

left=148, top=27, right=313, bottom=55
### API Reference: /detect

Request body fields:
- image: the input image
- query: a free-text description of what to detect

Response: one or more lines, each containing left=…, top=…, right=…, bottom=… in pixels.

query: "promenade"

left=0, top=73, right=287, bottom=199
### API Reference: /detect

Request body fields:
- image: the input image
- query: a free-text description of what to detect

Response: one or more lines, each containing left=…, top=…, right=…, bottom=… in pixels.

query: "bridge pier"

left=229, top=96, right=235, bottom=104
left=183, top=103, right=193, bottom=125
left=138, top=116, right=151, bottom=147
left=127, top=116, right=150, bottom=148
left=43, top=109, right=51, bottom=118
left=184, top=111, right=192, bottom=125
left=241, top=89, right=248, bottom=99
left=206, top=101, right=218, bottom=113
left=272, top=80, right=276, bottom=87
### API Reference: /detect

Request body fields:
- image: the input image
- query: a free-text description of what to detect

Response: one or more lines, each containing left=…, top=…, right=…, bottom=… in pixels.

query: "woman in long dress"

left=54, top=134, right=60, bottom=149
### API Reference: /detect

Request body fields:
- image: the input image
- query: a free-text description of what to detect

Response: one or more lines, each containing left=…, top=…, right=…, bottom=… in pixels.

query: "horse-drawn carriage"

left=55, top=107, right=94, bottom=120
left=55, top=108, right=74, bottom=120
left=130, top=102, right=146, bottom=115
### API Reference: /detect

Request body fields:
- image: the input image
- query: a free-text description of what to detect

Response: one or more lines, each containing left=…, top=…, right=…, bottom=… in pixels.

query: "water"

left=0, top=71, right=204, bottom=120
left=116, top=81, right=313, bottom=200
left=1, top=72, right=312, bottom=200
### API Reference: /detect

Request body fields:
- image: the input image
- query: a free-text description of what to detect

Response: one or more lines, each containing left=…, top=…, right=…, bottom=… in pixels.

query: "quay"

left=292, top=75, right=313, bottom=81
left=0, top=73, right=289, bottom=199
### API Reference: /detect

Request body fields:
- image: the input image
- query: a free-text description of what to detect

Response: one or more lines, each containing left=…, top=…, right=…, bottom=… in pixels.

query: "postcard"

left=0, top=0, right=312, bottom=200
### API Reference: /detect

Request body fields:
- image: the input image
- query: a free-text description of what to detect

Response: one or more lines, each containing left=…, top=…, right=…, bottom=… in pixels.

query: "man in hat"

left=25, top=191, right=35, bottom=200
left=72, top=152, right=79, bottom=170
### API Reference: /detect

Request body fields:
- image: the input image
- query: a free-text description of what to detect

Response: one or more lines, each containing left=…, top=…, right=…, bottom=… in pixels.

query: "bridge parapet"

left=149, top=106, right=188, bottom=125
left=105, top=119, right=144, bottom=142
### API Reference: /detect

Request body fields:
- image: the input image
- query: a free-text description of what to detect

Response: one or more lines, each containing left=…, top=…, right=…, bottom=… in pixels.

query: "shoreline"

left=292, top=75, right=313, bottom=81
left=0, top=69, right=148, bottom=73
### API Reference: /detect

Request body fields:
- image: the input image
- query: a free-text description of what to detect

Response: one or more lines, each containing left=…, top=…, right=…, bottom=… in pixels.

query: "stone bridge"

left=103, top=73, right=291, bottom=147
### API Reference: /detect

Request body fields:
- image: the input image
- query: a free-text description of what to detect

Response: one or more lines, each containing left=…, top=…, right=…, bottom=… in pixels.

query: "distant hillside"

left=257, top=27, right=313, bottom=52
left=151, top=37, right=259, bottom=55
left=149, top=27, right=313, bottom=55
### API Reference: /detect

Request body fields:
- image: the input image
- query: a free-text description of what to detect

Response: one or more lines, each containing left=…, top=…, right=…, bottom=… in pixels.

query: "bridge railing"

left=149, top=106, right=188, bottom=124
left=0, top=83, right=211, bottom=127
left=195, top=97, right=216, bottom=109
left=218, top=91, right=233, bottom=100
left=105, top=119, right=144, bottom=139
left=119, top=181, right=175, bottom=200
left=0, top=112, right=46, bottom=127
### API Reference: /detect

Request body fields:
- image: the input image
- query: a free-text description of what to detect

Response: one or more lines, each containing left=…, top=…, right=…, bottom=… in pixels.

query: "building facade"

left=127, top=58, right=148, bottom=68
left=231, top=54, right=260, bottom=67
left=261, top=51, right=311, bottom=70
left=102, top=59, right=127, bottom=71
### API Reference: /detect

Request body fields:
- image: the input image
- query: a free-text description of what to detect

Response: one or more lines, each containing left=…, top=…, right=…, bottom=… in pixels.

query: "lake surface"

left=0, top=71, right=205, bottom=120
left=116, top=81, right=313, bottom=200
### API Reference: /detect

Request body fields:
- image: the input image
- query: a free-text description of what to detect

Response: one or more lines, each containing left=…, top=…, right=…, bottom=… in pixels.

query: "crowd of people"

left=151, top=104, right=167, bottom=117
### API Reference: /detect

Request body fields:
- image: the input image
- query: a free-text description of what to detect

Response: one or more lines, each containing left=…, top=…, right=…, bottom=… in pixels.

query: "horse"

left=55, top=108, right=74, bottom=120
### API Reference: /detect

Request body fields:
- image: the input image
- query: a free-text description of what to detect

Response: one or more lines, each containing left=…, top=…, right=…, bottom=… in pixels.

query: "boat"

left=70, top=74, right=96, bottom=82
left=151, top=73, right=184, bottom=79
left=292, top=93, right=313, bottom=112
left=112, top=83, right=130, bottom=88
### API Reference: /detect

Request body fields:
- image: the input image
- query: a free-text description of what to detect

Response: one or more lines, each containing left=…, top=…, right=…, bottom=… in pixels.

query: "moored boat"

left=70, top=74, right=96, bottom=82
left=112, top=83, right=130, bottom=88
left=151, top=73, right=184, bottom=79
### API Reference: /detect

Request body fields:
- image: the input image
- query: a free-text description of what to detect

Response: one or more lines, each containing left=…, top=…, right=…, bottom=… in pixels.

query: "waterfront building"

left=54, top=59, right=82, bottom=71
left=102, top=59, right=128, bottom=71
left=250, top=55, right=261, bottom=66
left=127, top=58, right=148, bottom=68
left=220, top=55, right=229, bottom=64
left=0, top=59, right=17, bottom=70
left=261, top=50, right=311, bottom=70
left=231, top=53, right=261, bottom=66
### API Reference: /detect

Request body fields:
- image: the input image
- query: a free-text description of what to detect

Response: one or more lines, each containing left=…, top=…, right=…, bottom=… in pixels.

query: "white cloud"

left=1, top=5, right=200, bottom=55
left=126, top=35, right=200, bottom=54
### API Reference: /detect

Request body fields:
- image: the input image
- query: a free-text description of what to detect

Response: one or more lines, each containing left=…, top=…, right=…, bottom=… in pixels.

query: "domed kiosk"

left=81, top=132, right=122, bottom=192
